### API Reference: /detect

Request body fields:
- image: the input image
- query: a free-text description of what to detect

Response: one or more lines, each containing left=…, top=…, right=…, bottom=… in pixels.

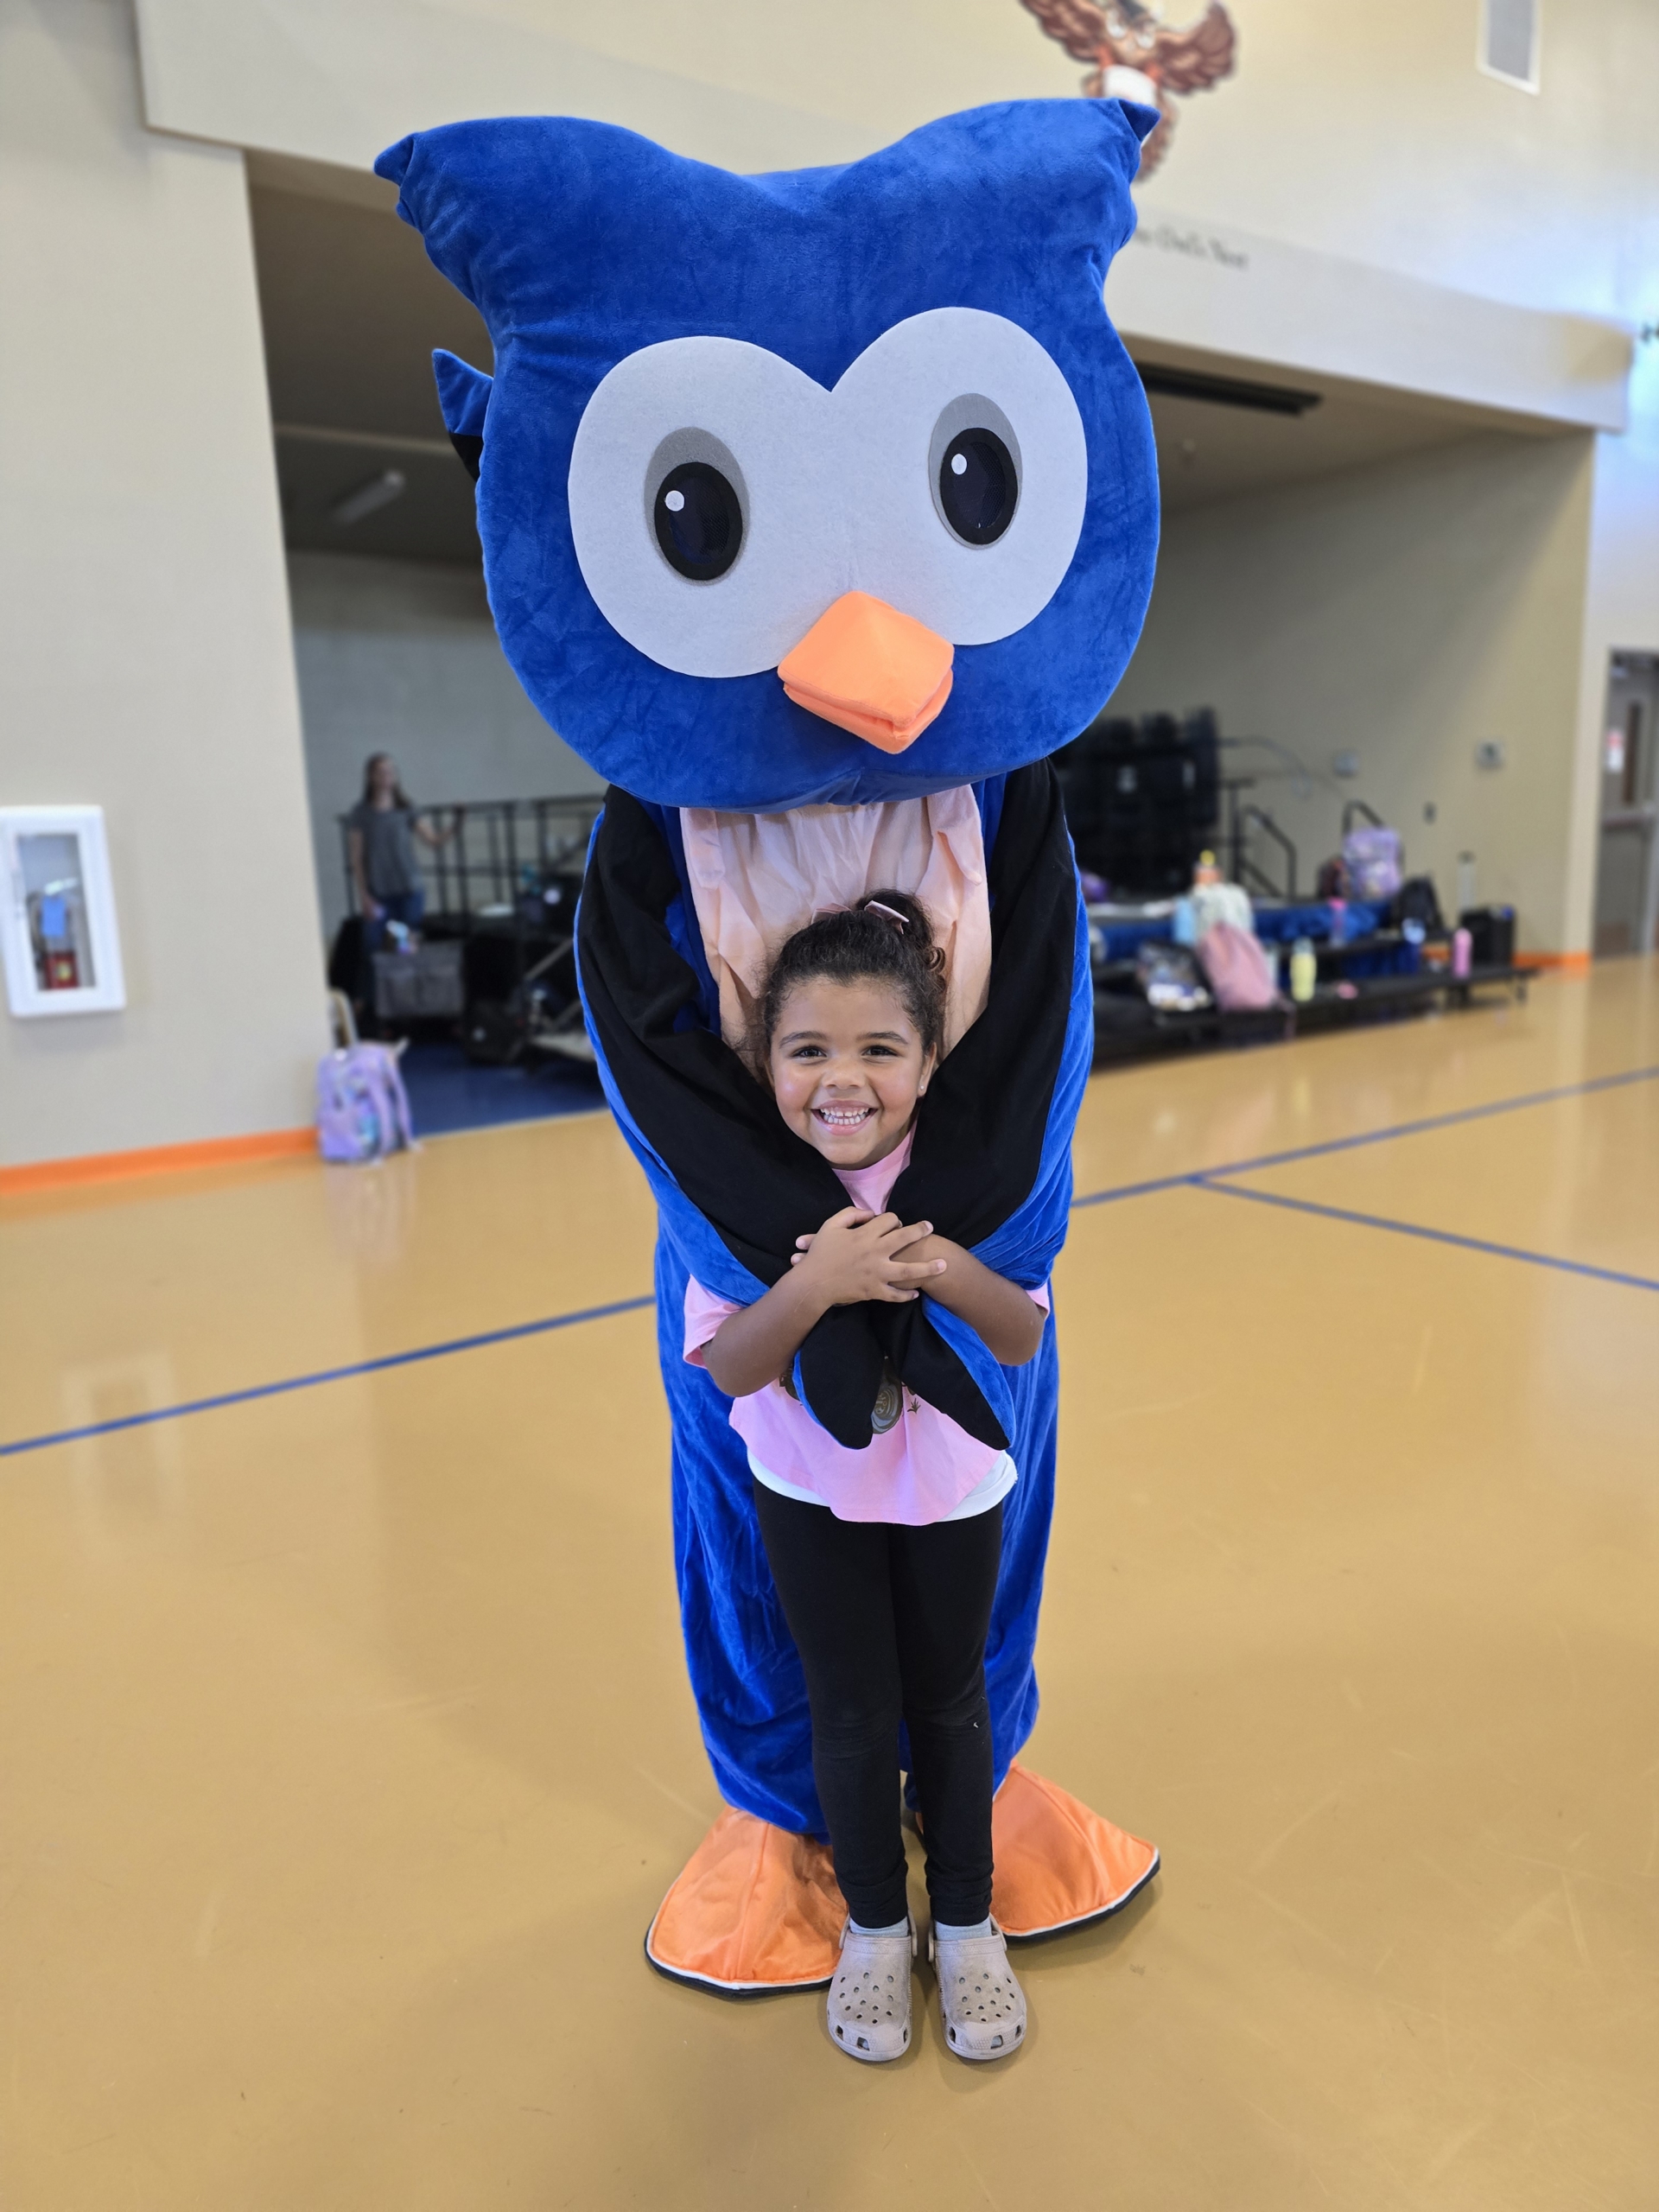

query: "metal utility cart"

left=336, top=793, right=604, bottom=1061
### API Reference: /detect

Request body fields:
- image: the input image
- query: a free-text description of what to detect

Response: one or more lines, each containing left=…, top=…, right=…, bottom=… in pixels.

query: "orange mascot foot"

left=645, top=1809, right=845, bottom=1996
left=990, top=1763, right=1159, bottom=1941
left=645, top=1770, right=1157, bottom=1995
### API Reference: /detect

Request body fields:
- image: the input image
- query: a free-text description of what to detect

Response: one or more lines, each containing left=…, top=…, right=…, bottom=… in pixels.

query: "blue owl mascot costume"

left=377, top=96, right=1163, bottom=1993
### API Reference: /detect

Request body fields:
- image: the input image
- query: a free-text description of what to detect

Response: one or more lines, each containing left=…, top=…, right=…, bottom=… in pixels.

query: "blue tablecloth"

left=1092, top=899, right=1390, bottom=964
left=1254, top=899, right=1389, bottom=944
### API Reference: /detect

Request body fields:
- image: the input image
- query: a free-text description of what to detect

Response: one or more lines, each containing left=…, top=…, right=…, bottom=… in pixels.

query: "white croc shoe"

left=930, top=1919, right=1027, bottom=2062
left=826, top=1917, right=916, bottom=2063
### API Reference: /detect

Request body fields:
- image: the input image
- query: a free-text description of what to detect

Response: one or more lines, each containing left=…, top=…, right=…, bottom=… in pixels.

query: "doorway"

left=1593, top=652, right=1659, bottom=957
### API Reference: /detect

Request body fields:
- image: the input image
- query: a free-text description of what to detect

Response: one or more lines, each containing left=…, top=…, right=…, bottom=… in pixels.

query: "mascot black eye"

left=938, top=429, right=1018, bottom=546
left=653, top=461, right=743, bottom=581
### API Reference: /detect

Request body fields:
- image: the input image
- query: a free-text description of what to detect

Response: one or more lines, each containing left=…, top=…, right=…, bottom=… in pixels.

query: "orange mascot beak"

left=777, top=592, right=954, bottom=754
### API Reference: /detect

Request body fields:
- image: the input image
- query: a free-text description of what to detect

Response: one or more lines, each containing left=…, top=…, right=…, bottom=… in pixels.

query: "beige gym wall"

left=5, top=0, right=1650, bottom=1177
left=1108, top=430, right=1596, bottom=947
left=137, top=0, right=1656, bottom=962
left=133, top=0, right=1659, bottom=321
left=289, top=553, right=604, bottom=946
left=1105, top=0, right=1659, bottom=959
left=0, top=0, right=326, bottom=1170
left=1564, top=354, right=1659, bottom=950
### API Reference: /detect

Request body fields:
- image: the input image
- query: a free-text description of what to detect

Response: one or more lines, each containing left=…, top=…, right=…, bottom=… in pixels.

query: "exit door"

left=1593, top=652, right=1659, bottom=957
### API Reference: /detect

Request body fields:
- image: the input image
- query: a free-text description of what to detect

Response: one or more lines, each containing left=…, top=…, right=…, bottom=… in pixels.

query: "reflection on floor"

left=399, top=1039, right=603, bottom=1135
left=2, top=962, right=1656, bottom=2210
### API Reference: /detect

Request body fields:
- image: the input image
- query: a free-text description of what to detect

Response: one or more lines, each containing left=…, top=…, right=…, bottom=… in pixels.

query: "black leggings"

left=753, top=1481, right=1002, bottom=1929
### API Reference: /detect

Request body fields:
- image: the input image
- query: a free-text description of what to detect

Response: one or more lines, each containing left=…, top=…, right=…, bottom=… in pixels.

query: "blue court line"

left=1069, top=1063, right=1659, bottom=1209
left=1198, top=1179, right=1659, bottom=1295
left=1071, top=1167, right=1199, bottom=1206
left=5, top=1063, right=1656, bottom=1463
left=0, top=1295, right=657, bottom=1461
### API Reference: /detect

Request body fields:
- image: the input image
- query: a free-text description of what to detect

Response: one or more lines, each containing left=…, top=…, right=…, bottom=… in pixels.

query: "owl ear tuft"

left=1118, top=98, right=1162, bottom=145
left=433, top=349, right=492, bottom=480
left=374, top=135, right=417, bottom=225
left=373, top=137, right=413, bottom=188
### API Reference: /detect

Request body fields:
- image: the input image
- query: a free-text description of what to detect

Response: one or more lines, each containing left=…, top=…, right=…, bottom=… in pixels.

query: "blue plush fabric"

left=375, top=101, right=1159, bottom=814
left=591, top=809, right=1096, bottom=1833
left=378, top=101, right=1158, bottom=1837
left=432, top=349, right=491, bottom=441
left=653, top=1237, right=1063, bottom=1834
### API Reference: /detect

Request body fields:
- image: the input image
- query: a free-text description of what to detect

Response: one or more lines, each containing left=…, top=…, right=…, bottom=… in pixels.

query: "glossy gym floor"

left=3, top=961, right=1656, bottom=2209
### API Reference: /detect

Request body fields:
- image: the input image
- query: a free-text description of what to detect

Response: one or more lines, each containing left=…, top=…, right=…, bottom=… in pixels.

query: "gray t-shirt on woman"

left=348, top=803, right=420, bottom=897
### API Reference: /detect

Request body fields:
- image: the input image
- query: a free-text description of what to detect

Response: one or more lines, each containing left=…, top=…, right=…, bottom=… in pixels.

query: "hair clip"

left=863, top=899, right=908, bottom=933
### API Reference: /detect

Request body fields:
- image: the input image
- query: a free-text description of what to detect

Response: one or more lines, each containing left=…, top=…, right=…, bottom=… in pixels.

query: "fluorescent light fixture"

left=331, top=468, right=407, bottom=525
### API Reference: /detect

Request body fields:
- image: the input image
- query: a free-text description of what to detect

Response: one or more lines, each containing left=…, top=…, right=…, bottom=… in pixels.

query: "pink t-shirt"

left=683, top=1130, right=1049, bottom=1525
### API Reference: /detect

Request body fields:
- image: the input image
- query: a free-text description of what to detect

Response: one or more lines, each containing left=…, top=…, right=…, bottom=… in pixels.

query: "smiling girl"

left=682, top=892, right=1047, bottom=2065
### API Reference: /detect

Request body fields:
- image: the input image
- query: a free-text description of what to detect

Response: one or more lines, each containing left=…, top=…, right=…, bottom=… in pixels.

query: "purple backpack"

left=1342, top=824, right=1403, bottom=901
left=315, top=1040, right=415, bottom=1163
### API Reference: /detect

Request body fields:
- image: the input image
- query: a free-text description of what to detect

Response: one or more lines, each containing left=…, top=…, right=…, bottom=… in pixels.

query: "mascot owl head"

left=374, top=99, right=1160, bottom=813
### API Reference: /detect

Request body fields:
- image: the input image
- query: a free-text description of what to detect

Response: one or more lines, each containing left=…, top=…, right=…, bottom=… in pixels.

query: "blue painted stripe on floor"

left=7, top=1064, right=1656, bottom=1462
left=1070, top=1169, right=1201, bottom=1208
left=1070, top=1063, right=1659, bottom=1210
left=0, top=1294, right=658, bottom=1460
left=1198, top=1179, right=1659, bottom=1294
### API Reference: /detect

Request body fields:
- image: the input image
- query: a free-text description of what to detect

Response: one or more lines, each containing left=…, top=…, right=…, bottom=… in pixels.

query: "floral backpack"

left=316, top=993, right=415, bottom=1162
left=1342, top=824, right=1403, bottom=901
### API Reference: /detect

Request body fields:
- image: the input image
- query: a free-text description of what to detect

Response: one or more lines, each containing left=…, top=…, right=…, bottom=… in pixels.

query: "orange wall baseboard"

left=0, top=1126, right=315, bottom=1196
left=0, top=950, right=1601, bottom=1194
left=1522, top=950, right=1592, bottom=973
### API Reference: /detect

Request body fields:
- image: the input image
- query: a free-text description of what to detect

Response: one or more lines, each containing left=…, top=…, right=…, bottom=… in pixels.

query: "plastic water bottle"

left=1452, top=926, right=1472, bottom=978
left=1290, top=937, right=1317, bottom=1003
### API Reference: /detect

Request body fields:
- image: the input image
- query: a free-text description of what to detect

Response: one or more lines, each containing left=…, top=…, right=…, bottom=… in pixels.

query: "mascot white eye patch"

left=567, top=308, right=1089, bottom=680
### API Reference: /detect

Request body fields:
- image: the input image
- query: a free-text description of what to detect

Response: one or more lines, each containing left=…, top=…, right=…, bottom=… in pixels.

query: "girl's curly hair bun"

left=760, top=889, right=947, bottom=1063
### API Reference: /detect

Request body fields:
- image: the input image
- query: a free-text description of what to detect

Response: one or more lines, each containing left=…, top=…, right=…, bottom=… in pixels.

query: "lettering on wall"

left=1020, top=0, right=1238, bottom=176
left=1132, top=220, right=1249, bottom=270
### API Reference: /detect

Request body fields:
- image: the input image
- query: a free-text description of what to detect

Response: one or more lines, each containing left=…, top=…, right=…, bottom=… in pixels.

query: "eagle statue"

left=1021, top=0, right=1236, bottom=175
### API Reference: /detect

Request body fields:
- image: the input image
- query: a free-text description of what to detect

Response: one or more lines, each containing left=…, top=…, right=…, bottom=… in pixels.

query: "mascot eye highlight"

left=938, top=429, right=1018, bottom=545
left=654, top=461, right=743, bottom=580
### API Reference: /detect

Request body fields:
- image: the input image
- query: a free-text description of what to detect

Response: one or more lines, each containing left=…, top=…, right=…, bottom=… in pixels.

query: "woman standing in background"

left=346, top=753, right=461, bottom=944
